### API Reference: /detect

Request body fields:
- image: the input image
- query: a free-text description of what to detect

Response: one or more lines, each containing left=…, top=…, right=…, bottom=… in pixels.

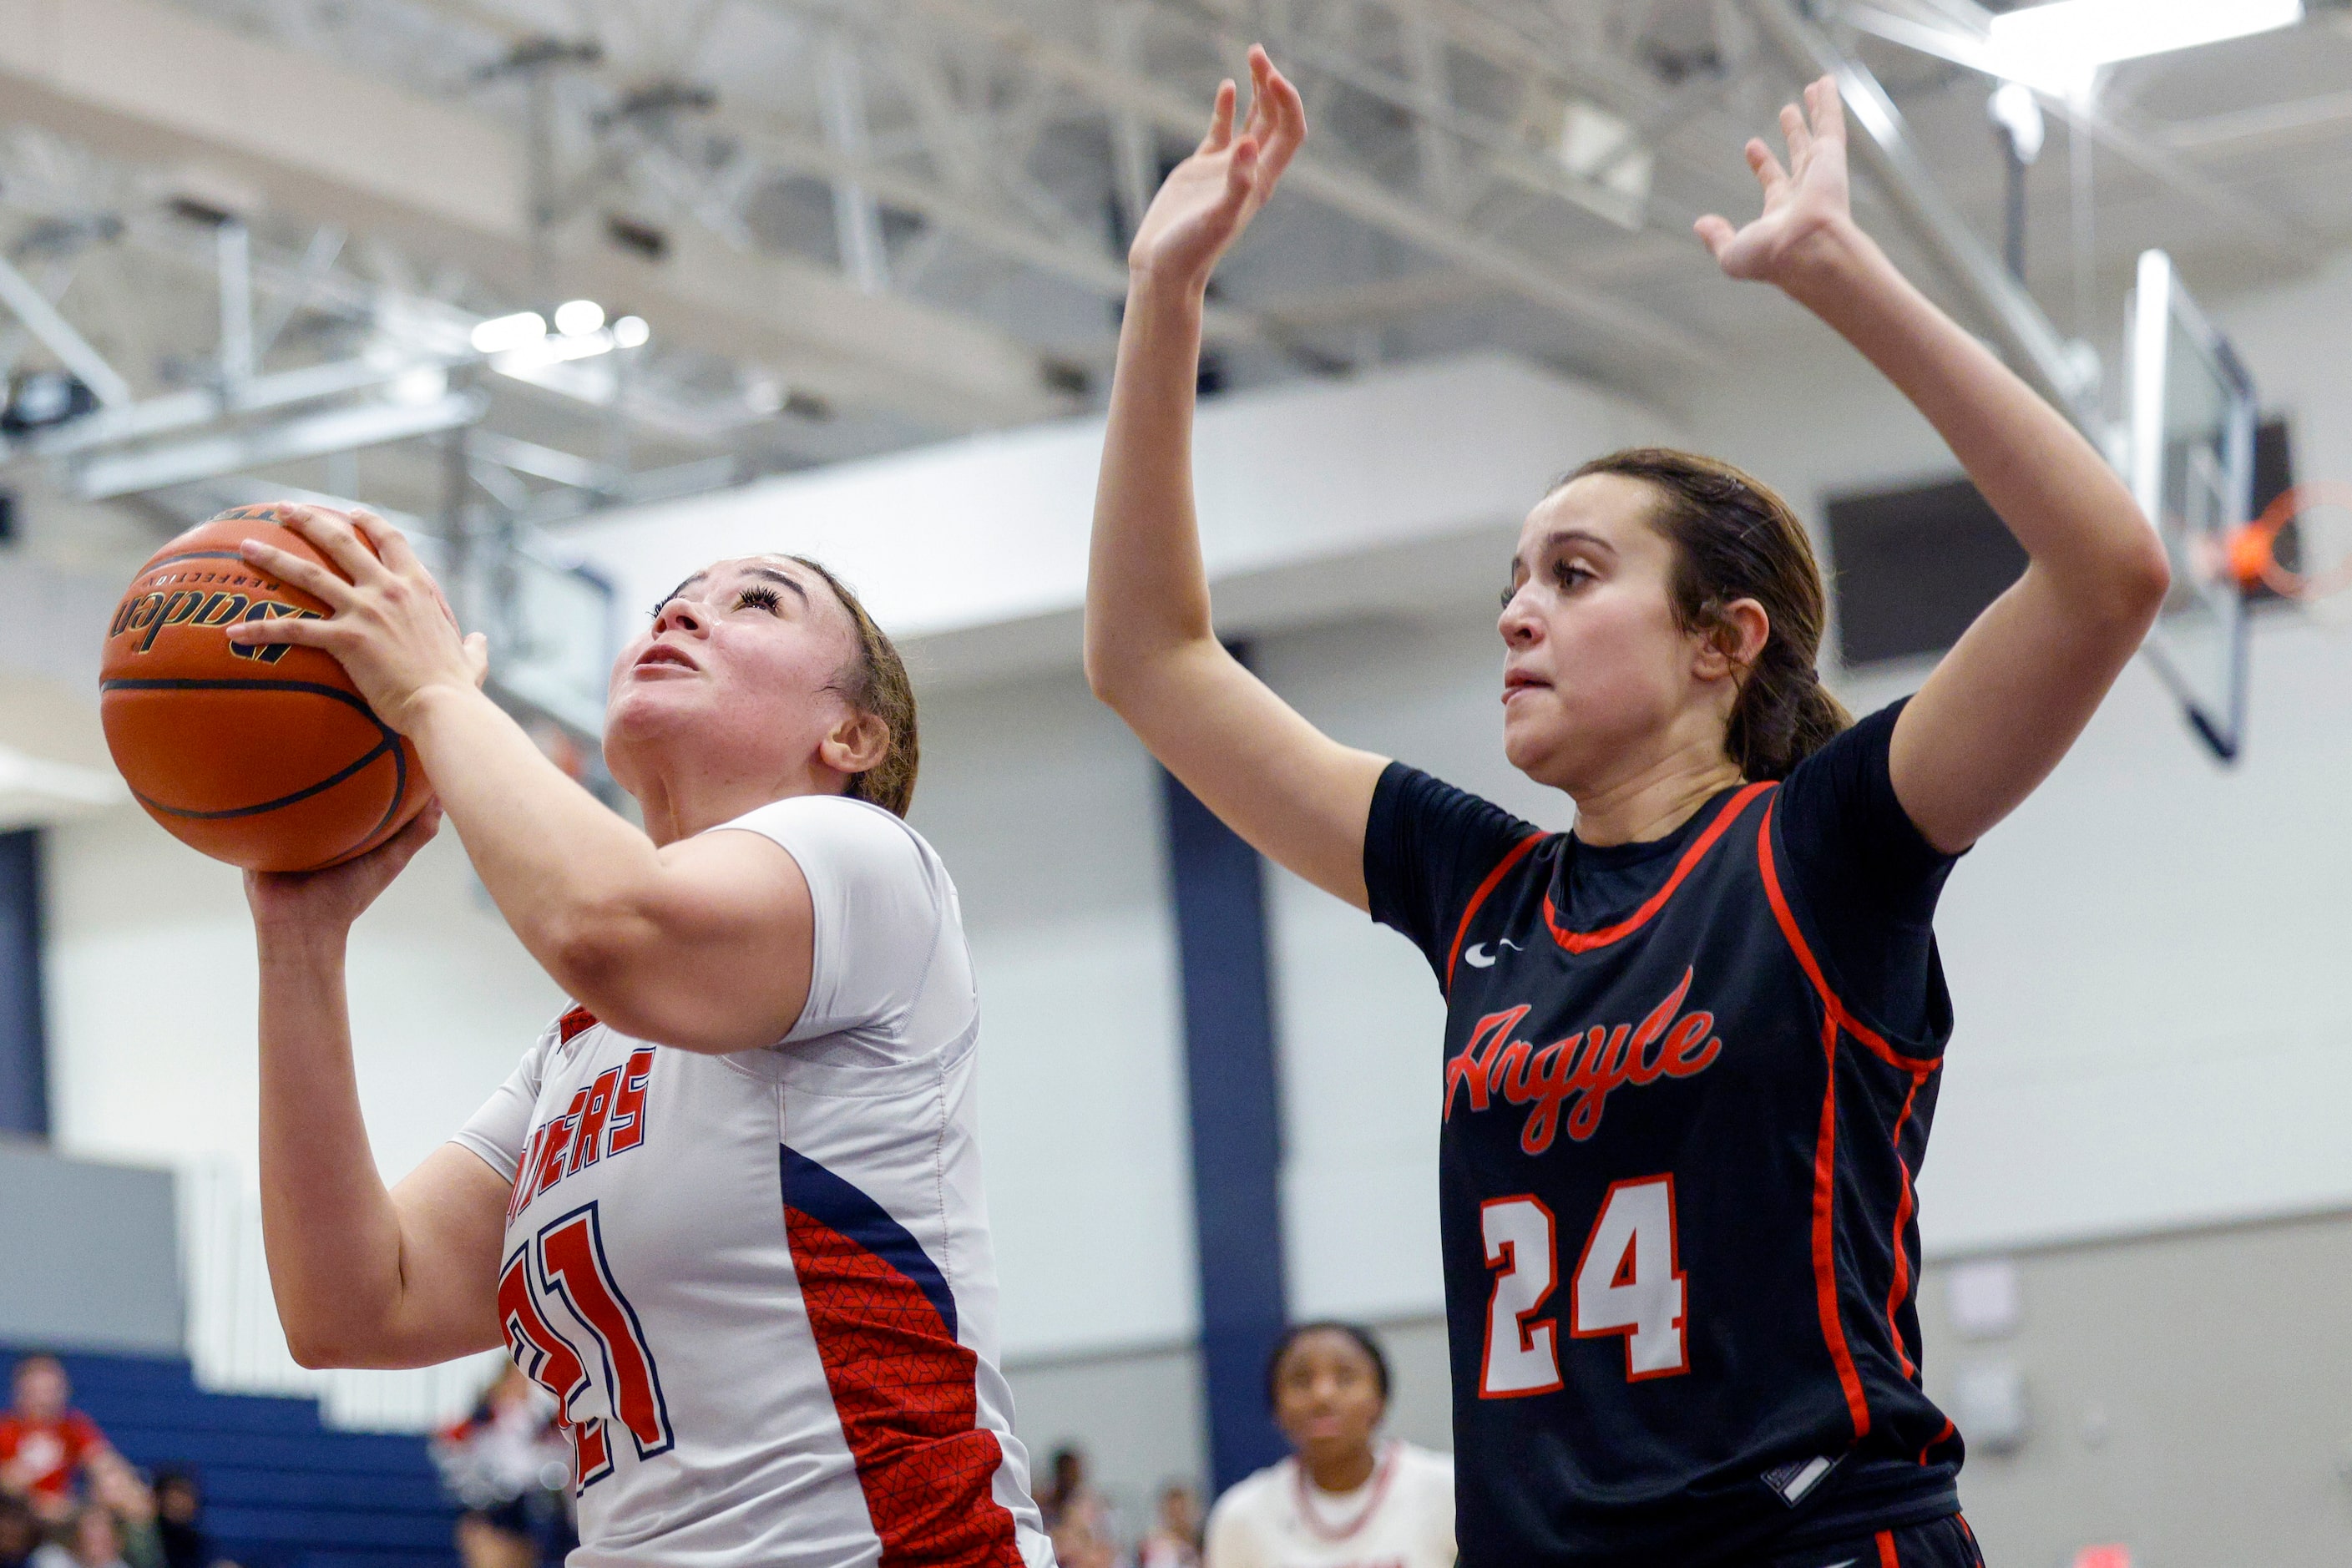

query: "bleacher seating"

left=6, top=1348, right=458, bottom=1568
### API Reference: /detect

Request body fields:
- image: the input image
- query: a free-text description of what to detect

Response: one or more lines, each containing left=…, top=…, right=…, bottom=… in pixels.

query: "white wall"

left=43, top=807, right=563, bottom=1184
left=906, top=670, right=1200, bottom=1360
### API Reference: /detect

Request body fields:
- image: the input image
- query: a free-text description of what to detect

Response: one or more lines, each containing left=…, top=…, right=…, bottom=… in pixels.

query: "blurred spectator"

left=148, top=1472, right=217, bottom=1568
left=0, top=1358, right=118, bottom=1525
left=431, top=1368, right=572, bottom=1568
left=1137, top=1481, right=1201, bottom=1568
left=0, top=1495, right=38, bottom=1568
left=28, top=1504, right=135, bottom=1568
left=1036, top=1446, right=1116, bottom=1568
left=83, top=1463, right=159, bottom=1568
left=1205, top=1323, right=1454, bottom=1568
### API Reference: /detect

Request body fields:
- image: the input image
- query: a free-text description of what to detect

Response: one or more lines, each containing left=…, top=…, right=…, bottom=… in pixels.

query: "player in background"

left=1087, top=48, right=2166, bottom=1568
left=229, top=513, right=1054, bottom=1568
left=1205, top=1323, right=1454, bottom=1568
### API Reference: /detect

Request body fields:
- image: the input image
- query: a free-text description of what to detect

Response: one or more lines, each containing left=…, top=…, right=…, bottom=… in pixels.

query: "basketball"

left=98, top=505, right=430, bottom=873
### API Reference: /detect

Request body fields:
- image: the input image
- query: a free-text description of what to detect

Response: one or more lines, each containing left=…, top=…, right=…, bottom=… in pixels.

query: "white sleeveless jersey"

left=453, top=795, right=1054, bottom=1568
left=1205, top=1442, right=1455, bottom=1568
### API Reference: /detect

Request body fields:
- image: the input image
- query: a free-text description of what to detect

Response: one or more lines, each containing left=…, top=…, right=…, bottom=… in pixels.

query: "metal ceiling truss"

left=0, top=126, right=793, bottom=510
left=186, top=0, right=1753, bottom=373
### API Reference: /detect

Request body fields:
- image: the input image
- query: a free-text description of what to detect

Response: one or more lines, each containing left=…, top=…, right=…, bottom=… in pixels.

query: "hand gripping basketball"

left=227, top=505, right=489, bottom=734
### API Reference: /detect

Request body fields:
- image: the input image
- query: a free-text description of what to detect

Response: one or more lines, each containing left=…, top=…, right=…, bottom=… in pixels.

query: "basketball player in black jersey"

left=1087, top=50, right=2169, bottom=1568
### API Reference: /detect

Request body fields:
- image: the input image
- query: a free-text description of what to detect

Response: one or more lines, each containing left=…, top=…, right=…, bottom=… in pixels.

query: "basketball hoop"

left=2222, top=483, right=2352, bottom=601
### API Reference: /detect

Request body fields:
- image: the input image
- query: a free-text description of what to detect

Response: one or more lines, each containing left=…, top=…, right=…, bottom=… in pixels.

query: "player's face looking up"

left=603, top=556, right=892, bottom=824
left=1271, top=1328, right=1387, bottom=1484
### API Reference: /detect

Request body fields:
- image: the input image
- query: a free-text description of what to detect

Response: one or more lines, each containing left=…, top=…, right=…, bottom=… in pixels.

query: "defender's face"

left=1497, top=474, right=1707, bottom=792
left=603, top=556, right=862, bottom=792
left=1272, top=1330, right=1385, bottom=1460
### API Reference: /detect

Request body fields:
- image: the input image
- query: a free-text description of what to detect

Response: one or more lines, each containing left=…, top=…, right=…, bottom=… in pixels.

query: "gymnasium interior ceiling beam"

left=1838, top=0, right=2329, bottom=269
left=0, top=0, right=1071, bottom=431
left=885, top=0, right=1713, bottom=367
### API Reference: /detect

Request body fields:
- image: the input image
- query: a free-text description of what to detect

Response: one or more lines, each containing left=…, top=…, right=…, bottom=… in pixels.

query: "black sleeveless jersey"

left=1365, top=707, right=1965, bottom=1566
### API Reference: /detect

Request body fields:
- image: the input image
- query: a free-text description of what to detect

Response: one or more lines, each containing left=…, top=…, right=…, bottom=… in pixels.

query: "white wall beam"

left=560, top=351, right=1677, bottom=685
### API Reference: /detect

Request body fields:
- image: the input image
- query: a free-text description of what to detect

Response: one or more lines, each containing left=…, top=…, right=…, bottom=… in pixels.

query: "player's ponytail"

left=786, top=556, right=920, bottom=818
left=1560, top=448, right=1851, bottom=781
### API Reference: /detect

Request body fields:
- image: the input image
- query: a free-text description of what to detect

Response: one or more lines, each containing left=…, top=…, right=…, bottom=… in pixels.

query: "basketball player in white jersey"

left=1206, top=1324, right=1454, bottom=1568
left=228, top=505, right=1055, bottom=1568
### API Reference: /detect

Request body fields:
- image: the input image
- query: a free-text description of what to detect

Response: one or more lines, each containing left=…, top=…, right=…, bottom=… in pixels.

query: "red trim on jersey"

left=1444, top=833, right=1546, bottom=991
left=783, top=1207, right=1023, bottom=1568
left=559, top=1004, right=599, bottom=1045
left=1884, top=1077, right=1926, bottom=1379
left=1875, top=1529, right=1901, bottom=1568
left=1542, top=782, right=1773, bottom=955
left=1756, top=802, right=1872, bottom=1440
left=1920, top=1416, right=1957, bottom=1466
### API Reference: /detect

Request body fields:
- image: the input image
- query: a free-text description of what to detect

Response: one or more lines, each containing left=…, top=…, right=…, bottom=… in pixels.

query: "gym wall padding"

left=0, top=1141, right=182, bottom=1354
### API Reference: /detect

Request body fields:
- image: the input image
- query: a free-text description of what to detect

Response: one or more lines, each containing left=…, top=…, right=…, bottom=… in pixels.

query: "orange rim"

left=2223, top=484, right=2352, bottom=599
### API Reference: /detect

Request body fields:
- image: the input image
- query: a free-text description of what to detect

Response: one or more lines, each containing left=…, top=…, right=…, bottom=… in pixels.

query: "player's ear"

left=820, top=710, right=889, bottom=778
left=1693, top=598, right=1769, bottom=680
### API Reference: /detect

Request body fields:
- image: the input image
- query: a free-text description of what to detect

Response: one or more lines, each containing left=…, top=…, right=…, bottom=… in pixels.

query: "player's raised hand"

left=229, top=504, right=490, bottom=732
left=1127, top=45, right=1305, bottom=292
left=1695, top=75, right=1854, bottom=288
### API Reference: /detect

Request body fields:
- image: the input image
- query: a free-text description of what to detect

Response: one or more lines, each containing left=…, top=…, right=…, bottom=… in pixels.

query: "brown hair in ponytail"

left=781, top=555, right=920, bottom=817
left=1558, top=448, right=1850, bottom=781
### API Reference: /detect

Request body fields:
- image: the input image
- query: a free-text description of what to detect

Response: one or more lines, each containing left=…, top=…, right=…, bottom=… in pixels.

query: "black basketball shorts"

left=1759, top=1513, right=1986, bottom=1568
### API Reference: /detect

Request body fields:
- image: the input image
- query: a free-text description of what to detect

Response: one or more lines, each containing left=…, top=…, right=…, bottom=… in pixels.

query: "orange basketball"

left=99, top=505, right=431, bottom=873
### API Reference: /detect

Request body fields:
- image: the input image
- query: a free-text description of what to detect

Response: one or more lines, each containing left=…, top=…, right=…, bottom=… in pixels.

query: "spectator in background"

left=28, top=1504, right=135, bottom=1568
left=148, top=1472, right=216, bottom=1568
left=1037, top=1447, right=1116, bottom=1568
left=1138, top=1481, right=1202, bottom=1568
left=83, top=1464, right=159, bottom=1568
left=0, top=1495, right=38, bottom=1568
left=431, top=1368, right=572, bottom=1568
left=0, top=1358, right=117, bottom=1525
left=1205, top=1323, right=1454, bottom=1568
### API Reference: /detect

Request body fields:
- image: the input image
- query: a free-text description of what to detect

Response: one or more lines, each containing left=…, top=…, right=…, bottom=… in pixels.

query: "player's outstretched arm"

left=249, top=809, right=511, bottom=1368
left=1088, top=47, right=1388, bottom=910
left=1697, top=78, right=2169, bottom=852
left=229, top=507, right=822, bottom=1054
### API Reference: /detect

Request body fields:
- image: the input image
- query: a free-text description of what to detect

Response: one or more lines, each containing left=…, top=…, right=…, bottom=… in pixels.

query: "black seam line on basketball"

left=104, top=676, right=374, bottom=711
left=103, top=677, right=406, bottom=825
left=356, top=719, right=412, bottom=852
left=140, top=550, right=263, bottom=570
left=128, top=735, right=397, bottom=822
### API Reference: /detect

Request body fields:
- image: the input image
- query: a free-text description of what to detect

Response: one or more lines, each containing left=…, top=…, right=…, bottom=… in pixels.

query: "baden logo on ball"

left=99, top=504, right=432, bottom=873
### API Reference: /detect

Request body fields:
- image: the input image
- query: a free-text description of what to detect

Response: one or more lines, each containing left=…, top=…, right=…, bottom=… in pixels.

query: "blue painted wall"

left=0, top=829, right=48, bottom=1138
left=1159, top=760, right=1290, bottom=1493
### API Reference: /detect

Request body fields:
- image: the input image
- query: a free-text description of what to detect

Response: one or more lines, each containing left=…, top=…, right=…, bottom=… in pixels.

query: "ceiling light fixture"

left=554, top=299, right=605, bottom=336
left=610, top=315, right=650, bottom=349
left=1989, top=0, right=2303, bottom=96
left=469, top=311, right=547, bottom=354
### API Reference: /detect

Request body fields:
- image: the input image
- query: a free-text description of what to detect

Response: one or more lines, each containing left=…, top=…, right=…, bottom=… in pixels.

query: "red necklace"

left=1293, top=1442, right=1398, bottom=1543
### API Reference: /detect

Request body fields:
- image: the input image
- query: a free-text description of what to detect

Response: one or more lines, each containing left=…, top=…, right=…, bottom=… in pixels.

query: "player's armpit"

left=537, top=828, right=816, bottom=1055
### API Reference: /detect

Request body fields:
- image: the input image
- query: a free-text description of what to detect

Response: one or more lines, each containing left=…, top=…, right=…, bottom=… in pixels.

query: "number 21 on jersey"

left=1479, top=1176, right=1687, bottom=1395
left=498, top=1201, right=675, bottom=1490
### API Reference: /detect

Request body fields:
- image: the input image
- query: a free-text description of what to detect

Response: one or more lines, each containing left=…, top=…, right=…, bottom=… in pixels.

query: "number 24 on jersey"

left=1479, top=1176, right=1687, bottom=1395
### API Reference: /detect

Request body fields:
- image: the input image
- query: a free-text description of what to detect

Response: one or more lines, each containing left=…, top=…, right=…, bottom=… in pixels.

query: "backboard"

left=2128, top=249, right=2257, bottom=761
